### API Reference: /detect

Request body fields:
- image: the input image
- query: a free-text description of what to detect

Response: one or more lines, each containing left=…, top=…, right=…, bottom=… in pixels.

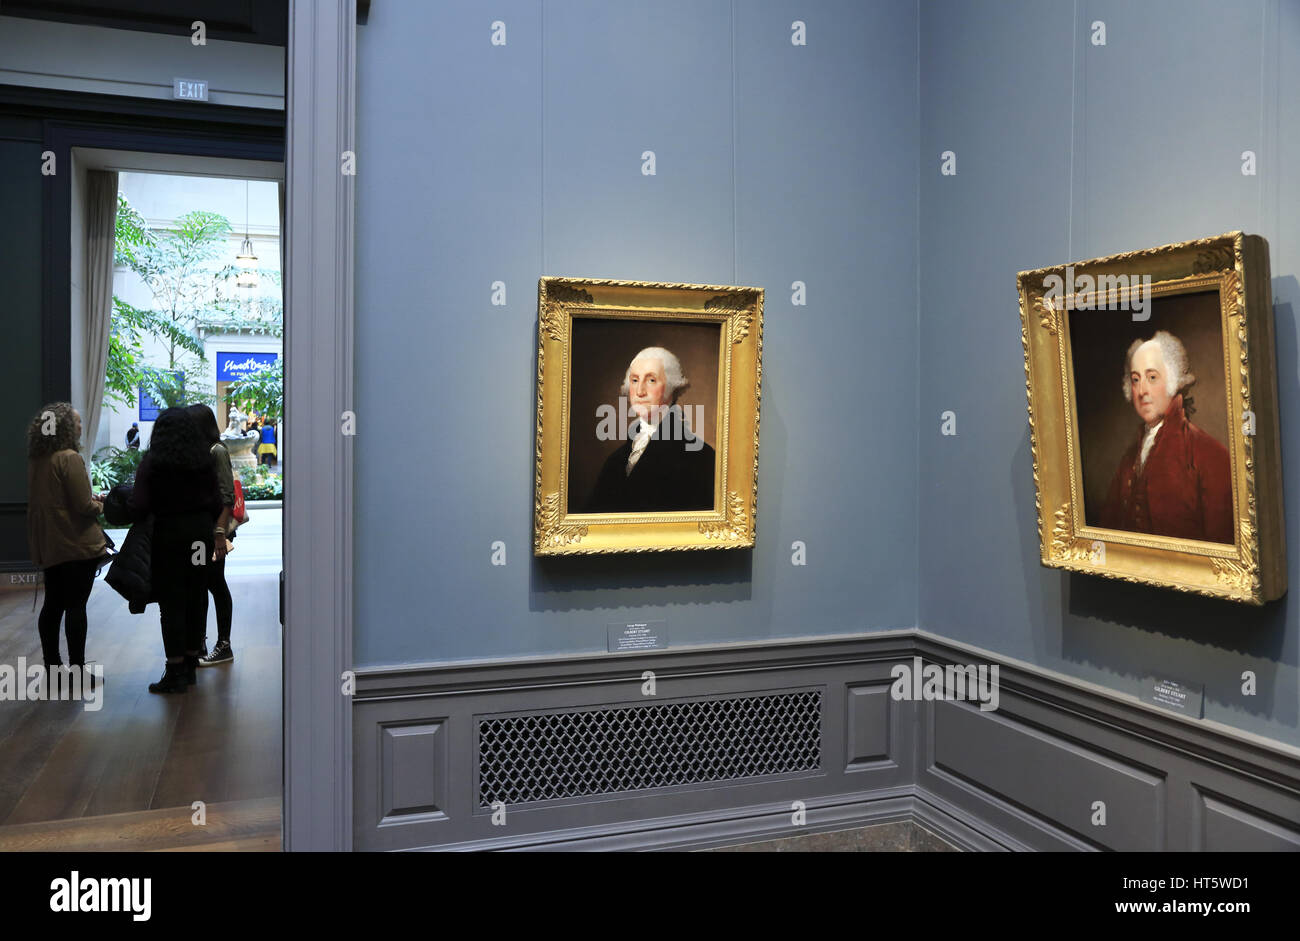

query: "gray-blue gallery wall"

left=919, top=0, right=1300, bottom=745
left=354, top=0, right=920, bottom=665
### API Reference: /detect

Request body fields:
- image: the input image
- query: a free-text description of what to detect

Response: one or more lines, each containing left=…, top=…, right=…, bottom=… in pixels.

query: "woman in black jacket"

left=128, top=408, right=225, bottom=693
left=187, top=404, right=236, bottom=666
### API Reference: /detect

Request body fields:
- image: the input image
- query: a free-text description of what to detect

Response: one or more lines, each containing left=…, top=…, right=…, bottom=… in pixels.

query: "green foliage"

left=125, top=209, right=236, bottom=362
left=104, top=325, right=142, bottom=409
left=106, top=297, right=210, bottom=408
left=114, top=192, right=154, bottom=269
left=137, top=364, right=216, bottom=410
left=237, top=463, right=282, bottom=500
left=108, top=191, right=282, bottom=419
left=89, top=445, right=143, bottom=491
left=89, top=462, right=115, bottom=494
left=108, top=195, right=242, bottom=411
left=113, top=298, right=206, bottom=358
left=228, top=357, right=283, bottom=425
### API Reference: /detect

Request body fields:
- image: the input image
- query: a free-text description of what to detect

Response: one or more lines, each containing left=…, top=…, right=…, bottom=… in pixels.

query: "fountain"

left=222, top=406, right=260, bottom=470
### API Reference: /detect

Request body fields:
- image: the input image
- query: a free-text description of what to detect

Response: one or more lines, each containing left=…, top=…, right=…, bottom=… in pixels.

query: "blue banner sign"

left=217, top=351, right=279, bottom=382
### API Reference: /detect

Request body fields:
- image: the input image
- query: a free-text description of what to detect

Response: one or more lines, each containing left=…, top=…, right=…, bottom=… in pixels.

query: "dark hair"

left=27, top=402, right=80, bottom=458
left=145, top=408, right=210, bottom=471
left=186, top=404, right=221, bottom=446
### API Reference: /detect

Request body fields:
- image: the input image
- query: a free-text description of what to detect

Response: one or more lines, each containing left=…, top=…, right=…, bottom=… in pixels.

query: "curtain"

left=83, top=169, right=118, bottom=456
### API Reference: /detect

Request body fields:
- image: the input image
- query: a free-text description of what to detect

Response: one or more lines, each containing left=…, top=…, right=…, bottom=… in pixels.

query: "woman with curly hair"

left=129, top=407, right=225, bottom=693
left=26, top=402, right=106, bottom=672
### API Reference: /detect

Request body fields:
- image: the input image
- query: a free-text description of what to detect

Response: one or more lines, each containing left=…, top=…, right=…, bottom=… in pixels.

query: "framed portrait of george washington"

left=1018, top=232, right=1286, bottom=604
left=533, top=277, right=763, bottom=555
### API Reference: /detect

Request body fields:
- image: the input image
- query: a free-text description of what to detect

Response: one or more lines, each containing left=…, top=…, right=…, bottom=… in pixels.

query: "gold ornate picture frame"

left=1017, top=232, right=1286, bottom=604
left=534, top=277, right=763, bottom=555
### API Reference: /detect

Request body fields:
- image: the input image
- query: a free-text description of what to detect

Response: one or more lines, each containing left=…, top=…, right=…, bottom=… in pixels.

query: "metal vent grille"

left=477, top=689, right=822, bottom=807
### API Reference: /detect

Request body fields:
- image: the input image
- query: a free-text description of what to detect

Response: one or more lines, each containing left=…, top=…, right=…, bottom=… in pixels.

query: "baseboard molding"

left=400, top=788, right=954, bottom=853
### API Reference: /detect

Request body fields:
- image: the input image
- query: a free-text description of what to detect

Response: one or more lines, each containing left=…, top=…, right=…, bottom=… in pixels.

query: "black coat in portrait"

left=584, top=407, right=715, bottom=513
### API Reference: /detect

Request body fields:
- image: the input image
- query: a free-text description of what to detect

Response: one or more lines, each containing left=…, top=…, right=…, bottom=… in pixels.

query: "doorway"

left=0, top=148, right=285, bottom=851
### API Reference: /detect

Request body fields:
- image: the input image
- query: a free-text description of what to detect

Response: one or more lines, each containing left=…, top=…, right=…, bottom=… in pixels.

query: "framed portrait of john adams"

left=1018, top=232, right=1286, bottom=604
left=534, top=277, right=763, bottom=555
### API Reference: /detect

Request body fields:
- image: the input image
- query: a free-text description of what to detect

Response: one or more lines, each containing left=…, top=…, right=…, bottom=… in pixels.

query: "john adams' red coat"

left=1098, top=395, right=1233, bottom=544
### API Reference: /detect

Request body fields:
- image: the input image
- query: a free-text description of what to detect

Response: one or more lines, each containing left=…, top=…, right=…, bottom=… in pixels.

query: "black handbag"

left=102, top=482, right=139, bottom=526
left=104, top=517, right=155, bottom=613
left=91, top=530, right=116, bottom=576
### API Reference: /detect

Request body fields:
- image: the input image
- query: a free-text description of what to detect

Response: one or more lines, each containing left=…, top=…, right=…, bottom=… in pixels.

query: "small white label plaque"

left=1142, top=675, right=1204, bottom=718
left=608, top=620, right=667, bottom=653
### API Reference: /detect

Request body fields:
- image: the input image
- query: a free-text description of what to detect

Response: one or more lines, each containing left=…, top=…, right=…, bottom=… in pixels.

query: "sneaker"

left=198, top=640, right=233, bottom=667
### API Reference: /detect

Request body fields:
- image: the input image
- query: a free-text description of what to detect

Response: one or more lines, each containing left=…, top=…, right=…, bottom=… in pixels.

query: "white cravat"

left=1138, top=420, right=1163, bottom=471
left=625, top=419, right=659, bottom=476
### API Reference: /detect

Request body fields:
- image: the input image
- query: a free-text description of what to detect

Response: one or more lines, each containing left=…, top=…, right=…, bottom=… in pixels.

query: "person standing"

left=26, top=403, right=106, bottom=675
left=187, top=404, right=236, bottom=667
left=128, top=408, right=224, bottom=693
left=258, top=419, right=277, bottom=468
left=125, top=422, right=140, bottom=450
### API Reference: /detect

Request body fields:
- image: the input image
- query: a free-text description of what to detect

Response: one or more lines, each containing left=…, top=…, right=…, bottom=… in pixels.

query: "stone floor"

left=709, top=820, right=959, bottom=852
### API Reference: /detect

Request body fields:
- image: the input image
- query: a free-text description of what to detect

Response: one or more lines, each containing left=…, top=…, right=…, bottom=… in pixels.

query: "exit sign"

left=173, top=78, right=209, bottom=101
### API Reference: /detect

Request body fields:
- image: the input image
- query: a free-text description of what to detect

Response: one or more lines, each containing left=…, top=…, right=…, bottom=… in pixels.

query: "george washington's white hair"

left=1122, top=331, right=1195, bottom=401
left=621, top=346, right=689, bottom=403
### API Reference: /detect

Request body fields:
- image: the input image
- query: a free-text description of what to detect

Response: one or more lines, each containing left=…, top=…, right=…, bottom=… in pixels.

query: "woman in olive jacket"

left=26, top=402, right=105, bottom=669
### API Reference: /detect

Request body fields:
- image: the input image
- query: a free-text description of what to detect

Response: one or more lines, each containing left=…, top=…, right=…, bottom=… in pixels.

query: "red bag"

left=233, top=479, right=249, bottom=523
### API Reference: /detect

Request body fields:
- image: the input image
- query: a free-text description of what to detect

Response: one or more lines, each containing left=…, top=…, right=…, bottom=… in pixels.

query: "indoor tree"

left=227, top=356, right=284, bottom=425
left=112, top=194, right=248, bottom=408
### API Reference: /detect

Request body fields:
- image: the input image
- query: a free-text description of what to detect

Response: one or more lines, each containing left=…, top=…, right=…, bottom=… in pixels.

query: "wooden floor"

left=0, top=572, right=281, bottom=851
left=0, top=798, right=280, bottom=852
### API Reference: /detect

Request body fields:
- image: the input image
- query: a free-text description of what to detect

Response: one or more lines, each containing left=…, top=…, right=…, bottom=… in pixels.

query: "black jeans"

left=152, top=512, right=213, bottom=659
left=207, top=553, right=232, bottom=644
left=38, top=558, right=98, bottom=665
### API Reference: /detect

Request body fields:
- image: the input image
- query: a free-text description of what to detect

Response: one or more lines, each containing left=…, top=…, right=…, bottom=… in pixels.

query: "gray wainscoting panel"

left=912, top=632, right=1300, bottom=852
left=1196, top=791, right=1300, bottom=852
left=928, top=699, right=1165, bottom=851
left=845, top=683, right=895, bottom=772
left=353, top=633, right=1300, bottom=851
left=353, top=635, right=917, bottom=851
left=379, top=720, right=448, bottom=824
